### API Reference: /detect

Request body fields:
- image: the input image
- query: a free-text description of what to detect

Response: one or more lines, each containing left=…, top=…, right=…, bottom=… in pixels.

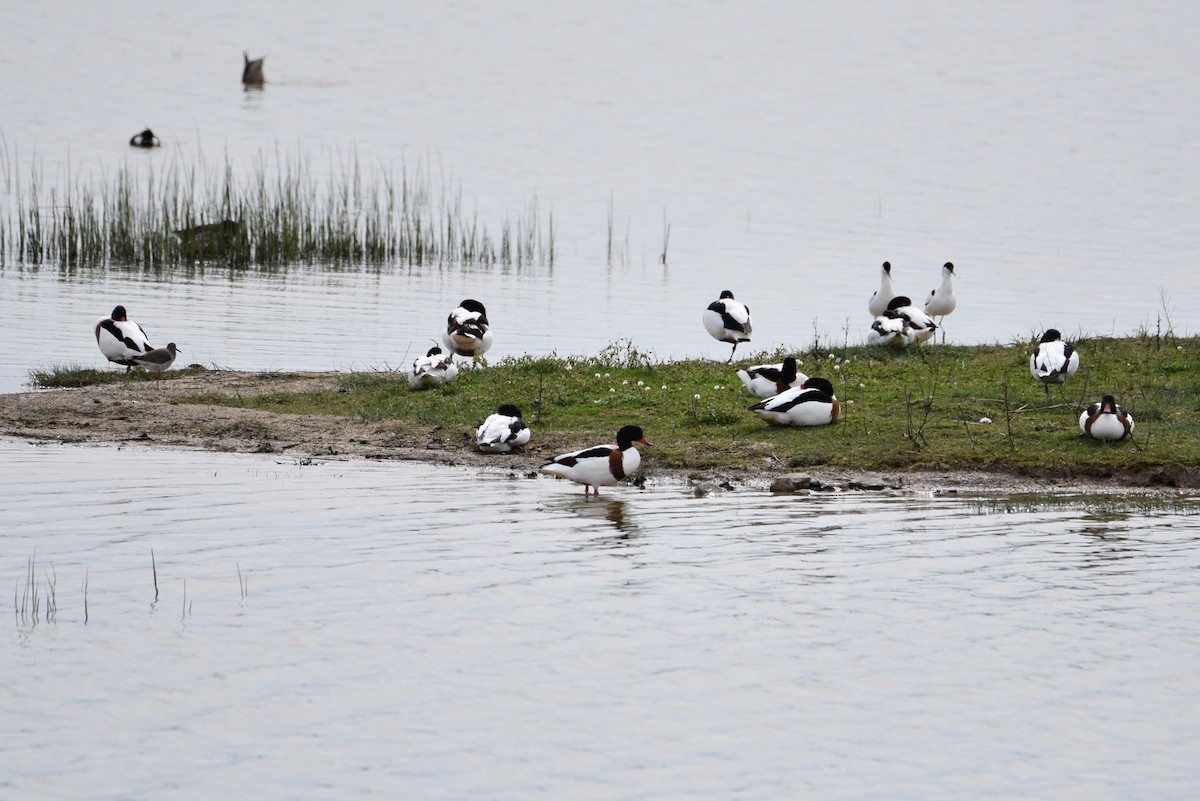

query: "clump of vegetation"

left=0, top=144, right=554, bottom=270
left=29, top=362, right=208, bottom=388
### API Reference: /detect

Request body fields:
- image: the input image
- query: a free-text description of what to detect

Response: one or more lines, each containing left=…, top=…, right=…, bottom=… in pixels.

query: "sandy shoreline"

left=2, top=369, right=1195, bottom=497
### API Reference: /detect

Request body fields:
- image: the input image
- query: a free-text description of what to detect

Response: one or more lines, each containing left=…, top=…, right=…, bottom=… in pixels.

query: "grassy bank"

left=30, top=335, right=1200, bottom=479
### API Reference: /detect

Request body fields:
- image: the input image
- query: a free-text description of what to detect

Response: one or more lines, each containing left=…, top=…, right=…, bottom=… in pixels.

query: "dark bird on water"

left=242, top=51, right=266, bottom=85
left=129, top=128, right=161, bottom=148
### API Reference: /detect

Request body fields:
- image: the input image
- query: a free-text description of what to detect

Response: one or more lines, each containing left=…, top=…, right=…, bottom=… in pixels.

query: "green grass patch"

left=24, top=336, right=1198, bottom=476
left=29, top=362, right=209, bottom=388
left=141, top=334, right=1200, bottom=475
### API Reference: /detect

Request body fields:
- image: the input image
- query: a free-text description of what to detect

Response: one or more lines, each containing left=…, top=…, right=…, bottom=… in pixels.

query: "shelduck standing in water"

left=133, top=343, right=180, bottom=387
left=868, top=261, right=897, bottom=318
left=443, top=299, right=494, bottom=365
left=749, top=377, right=840, bottom=427
left=1079, top=395, right=1134, bottom=442
left=407, top=346, right=459, bottom=390
left=1029, top=329, right=1079, bottom=395
left=703, top=290, right=752, bottom=361
left=736, top=356, right=808, bottom=399
left=541, top=425, right=650, bottom=495
left=923, top=262, right=957, bottom=324
left=476, top=404, right=532, bottom=453
left=95, top=305, right=154, bottom=370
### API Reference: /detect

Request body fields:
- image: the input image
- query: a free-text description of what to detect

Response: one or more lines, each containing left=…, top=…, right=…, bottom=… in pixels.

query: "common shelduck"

left=749, top=377, right=840, bottom=427
left=129, top=128, right=160, bottom=148
left=923, top=262, right=957, bottom=323
left=243, top=52, right=266, bottom=85
left=443, top=299, right=494, bottom=364
left=885, top=296, right=937, bottom=343
left=476, top=404, right=532, bottom=453
left=704, top=290, right=752, bottom=361
left=541, top=425, right=650, bottom=495
left=407, top=346, right=459, bottom=390
left=866, top=309, right=917, bottom=349
left=868, top=261, right=897, bottom=317
left=95, top=305, right=154, bottom=370
left=133, top=343, right=180, bottom=387
left=1030, top=329, right=1079, bottom=395
left=736, top=356, right=808, bottom=398
left=1079, top=395, right=1134, bottom=442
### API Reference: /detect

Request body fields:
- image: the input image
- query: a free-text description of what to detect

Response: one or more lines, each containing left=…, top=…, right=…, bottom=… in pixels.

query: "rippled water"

left=3, top=1, right=1200, bottom=392
left=3, top=440, right=1199, bottom=799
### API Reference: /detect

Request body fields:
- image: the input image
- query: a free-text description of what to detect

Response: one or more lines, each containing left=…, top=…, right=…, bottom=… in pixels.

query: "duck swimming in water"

left=129, top=128, right=161, bottom=148
left=242, top=52, right=266, bottom=85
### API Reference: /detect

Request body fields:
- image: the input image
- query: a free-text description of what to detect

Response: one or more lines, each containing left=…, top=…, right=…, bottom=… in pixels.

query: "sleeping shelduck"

left=476, top=404, right=532, bottom=453
left=749, top=377, right=840, bottom=427
left=95, top=305, right=154, bottom=370
left=1030, top=329, right=1079, bottom=395
left=541, top=425, right=650, bottom=495
left=703, top=290, right=752, bottom=361
left=887, top=296, right=938, bottom=343
left=407, top=346, right=459, bottom=389
left=736, top=356, right=808, bottom=398
left=443, top=299, right=494, bottom=364
left=1079, top=395, right=1134, bottom=442
left=866, top=309, right=917, bottom=349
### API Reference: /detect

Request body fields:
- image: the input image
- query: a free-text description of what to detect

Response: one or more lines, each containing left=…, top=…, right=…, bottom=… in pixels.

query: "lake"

left=2, top=0, right=1199, bottom=393
left=2, top=440, right=1199, bottom=799
left=3, top=1, right=1200, bottom=797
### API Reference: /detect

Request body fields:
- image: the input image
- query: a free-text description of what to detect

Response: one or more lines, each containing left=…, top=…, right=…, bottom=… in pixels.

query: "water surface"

left=3, top=440, right=1199, bottom=799
left=3, top=0, right=1199, bottom=392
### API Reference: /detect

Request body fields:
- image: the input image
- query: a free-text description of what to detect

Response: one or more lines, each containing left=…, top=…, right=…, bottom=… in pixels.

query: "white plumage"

left=749, top=377, right=840, bottom=427
left=443, top=299, right=494, bottom=363
left=923, top=262, right=957, bottom=321
left=868, top=261, right=897, bottom=318
left=1030, top=329, right=1079, bottom=394
left=1080, top=396, right=1134, bottom=442
left=736, top=356, right=808, bottom=398
left=866, top=310, right=917, bottom=349
left=541, top=425, right=650, bottom=495
left=407, top=346, right=459, bottom=389
left=881, top=295, right=938, bottom=344
left=476, top=404, right=532, bottom=453
left=703, top=290, right=752, bottom=361
left=94, top=304, right=153, bottom=369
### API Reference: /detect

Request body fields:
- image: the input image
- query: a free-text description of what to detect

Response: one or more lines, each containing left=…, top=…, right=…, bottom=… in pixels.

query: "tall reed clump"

left=0, top=144, right=555, bottom=271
